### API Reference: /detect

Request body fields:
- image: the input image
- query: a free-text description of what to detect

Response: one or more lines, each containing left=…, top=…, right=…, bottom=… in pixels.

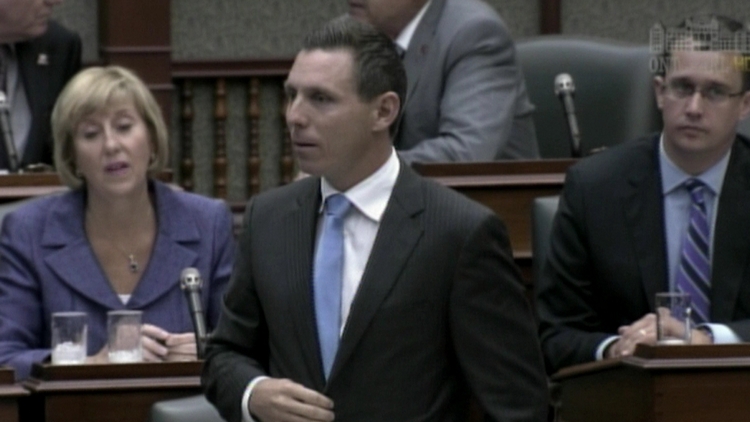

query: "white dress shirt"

left=241, top=149, right=400, bottom=422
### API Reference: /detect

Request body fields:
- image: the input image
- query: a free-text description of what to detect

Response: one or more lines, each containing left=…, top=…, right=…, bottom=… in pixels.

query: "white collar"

left=319, top=148, right=400, bottom=223
left=394, top=0, right=432, bottom=52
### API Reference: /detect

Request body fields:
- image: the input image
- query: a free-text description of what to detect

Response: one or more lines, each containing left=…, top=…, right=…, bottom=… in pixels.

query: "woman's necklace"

left=86, top=207, right=152, bottom=274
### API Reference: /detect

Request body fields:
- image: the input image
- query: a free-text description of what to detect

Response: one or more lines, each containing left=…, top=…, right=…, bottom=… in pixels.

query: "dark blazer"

left=536, top=134, right=750, bottom=373
left=203, top=163, right=548, bottom=422
left=1, top=21, right=81, bottom=168
left=0, top=181, right=235, bottom=379
left=395, top=0, right=539, bottom=162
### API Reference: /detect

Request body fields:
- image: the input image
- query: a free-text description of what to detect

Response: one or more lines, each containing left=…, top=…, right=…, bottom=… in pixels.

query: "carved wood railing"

left=171, top=59, right=294, bottom=200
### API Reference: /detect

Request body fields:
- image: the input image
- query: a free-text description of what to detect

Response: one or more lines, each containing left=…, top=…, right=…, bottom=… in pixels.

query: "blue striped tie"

left=675, top=178, right=711, bottom=324
left=313, top=194, right=351, bottom=379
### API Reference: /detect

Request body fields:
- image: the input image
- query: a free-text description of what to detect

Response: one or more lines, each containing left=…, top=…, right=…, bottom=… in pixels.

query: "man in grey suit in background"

left=203, top=17, right=547, bottom=422
left=348, top=0, right=539, bottom=163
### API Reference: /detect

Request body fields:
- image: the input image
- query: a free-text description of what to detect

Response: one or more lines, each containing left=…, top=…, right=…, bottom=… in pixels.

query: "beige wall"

left=50, top=0, right=749, bottom=199
left=52, top=0, right=749, bottom=62
left=563, top=0, right=749, bottom=43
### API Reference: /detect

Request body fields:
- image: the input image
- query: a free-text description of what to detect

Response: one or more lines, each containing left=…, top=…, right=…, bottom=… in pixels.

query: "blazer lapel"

left=328, top=165, right=425, bottom=382
left=710, top=138, right=750, bottom=321
left=281, top=181, right=327, bottom=389
left=43, top=190, right=123, bottom=309
left=128, top=183, right=199, bottom=309
left=624, top=138, right=668, bottom=311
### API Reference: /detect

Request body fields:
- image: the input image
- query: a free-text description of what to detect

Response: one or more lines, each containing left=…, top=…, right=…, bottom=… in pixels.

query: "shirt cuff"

left=241, top=376, right=270, bottom=422
left=595, top=335, right=620, bottom=360
left=701, top=323, right=741, bottom=344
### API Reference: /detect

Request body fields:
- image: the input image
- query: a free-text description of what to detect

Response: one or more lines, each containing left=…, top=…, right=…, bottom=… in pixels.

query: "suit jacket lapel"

left=15, top=39, right=50, bottom=165
left=711, top=137, right=750, bottom=321
left=401, top=0, right=445, bottom=109
left=281, top=181, right=326, bottom=389
left=624, top=137, right=668, bottom=311
left=328, top=165, right=425, bottom=382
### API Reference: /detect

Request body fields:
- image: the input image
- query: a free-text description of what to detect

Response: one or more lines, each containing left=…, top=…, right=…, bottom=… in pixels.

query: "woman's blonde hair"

left=51, top=65, right=169, bottom=188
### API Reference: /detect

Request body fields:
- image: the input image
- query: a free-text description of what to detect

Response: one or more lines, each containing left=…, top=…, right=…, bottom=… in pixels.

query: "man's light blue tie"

left=675, top=178, right=711, bottom=324
left=313, top=194, right=351, bottom=379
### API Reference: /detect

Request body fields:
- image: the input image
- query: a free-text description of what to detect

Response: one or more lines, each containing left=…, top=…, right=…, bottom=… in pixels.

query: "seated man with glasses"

left=536, top=14, right=750, bottom=374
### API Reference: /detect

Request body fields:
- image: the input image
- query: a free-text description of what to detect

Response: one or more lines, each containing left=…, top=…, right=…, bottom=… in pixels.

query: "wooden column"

left=540, top=0, right=562, bottom=34
left=98, top=0, right=172, bottom=129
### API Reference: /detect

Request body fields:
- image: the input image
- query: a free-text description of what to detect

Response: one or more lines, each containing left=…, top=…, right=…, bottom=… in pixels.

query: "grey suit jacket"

left=1, top=21, right=82, bottom=169
left=537, top=134, right=750, bottom=374
left=396, top=0, right=539, bottom=163
left=203, top=163, right=548, bottom=422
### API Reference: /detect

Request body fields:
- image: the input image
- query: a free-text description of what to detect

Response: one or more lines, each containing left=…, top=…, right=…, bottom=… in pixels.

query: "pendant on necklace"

left=127, top=254, right=139, bottom=273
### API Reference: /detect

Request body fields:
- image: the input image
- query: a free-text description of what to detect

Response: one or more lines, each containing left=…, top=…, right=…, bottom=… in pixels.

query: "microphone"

left=0, top=91, right=19, bottom=172
left=554, top=73, right=582, bottom=158
left=180, top=267, right=208, bottom=359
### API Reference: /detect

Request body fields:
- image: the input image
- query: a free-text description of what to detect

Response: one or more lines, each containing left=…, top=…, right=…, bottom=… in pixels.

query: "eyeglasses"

left=663, top=79, right=746, bottom=103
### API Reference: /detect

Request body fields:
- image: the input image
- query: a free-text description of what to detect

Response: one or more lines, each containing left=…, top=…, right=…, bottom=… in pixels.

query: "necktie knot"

left=684, top=178, right=706, bottom=205
left=325, top=194, right=351, bottom=219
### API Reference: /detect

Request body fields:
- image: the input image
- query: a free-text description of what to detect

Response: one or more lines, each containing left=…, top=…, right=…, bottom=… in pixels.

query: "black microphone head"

left=554, top=73, right=575, bottom=96
left=180, top=267, right=203, bottom=291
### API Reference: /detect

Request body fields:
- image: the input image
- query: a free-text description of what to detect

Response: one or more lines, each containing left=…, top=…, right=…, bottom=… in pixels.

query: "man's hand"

left=250, top=378, right=334, bottom=422
left=606, top=313, right=657, bottom=358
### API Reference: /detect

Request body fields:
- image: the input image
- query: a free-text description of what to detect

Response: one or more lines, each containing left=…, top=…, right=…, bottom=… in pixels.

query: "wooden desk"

left=21, top=361, right=202, bottom=422
left=0, top=368, right=27, bottom=422
left=552, top=344, right=750, bottom=422
left=0, top=173, right=67, bottom=203
left=413, top=159, right=574, bottom=282
left=0, top=171, right=175, bottom=203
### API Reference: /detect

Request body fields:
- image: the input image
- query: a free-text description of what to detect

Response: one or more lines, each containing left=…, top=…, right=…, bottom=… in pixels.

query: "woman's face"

left=73, top=99, right=153, bottom=199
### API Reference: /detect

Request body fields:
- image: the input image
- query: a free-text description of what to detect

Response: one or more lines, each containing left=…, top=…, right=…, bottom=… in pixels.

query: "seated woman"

left=0, top=66, right=236, bottom=379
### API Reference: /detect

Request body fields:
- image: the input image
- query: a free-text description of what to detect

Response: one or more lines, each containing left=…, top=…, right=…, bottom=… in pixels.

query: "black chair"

left=531, top=195, right=560, bottom=285
left=148, top=395, right=224, bottom=422
left=516, top=36, right=662, bottom=158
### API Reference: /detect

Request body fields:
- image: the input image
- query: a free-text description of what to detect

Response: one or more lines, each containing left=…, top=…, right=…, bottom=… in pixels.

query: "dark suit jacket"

left=395, top=0, right=539, bottom=163
left=1, top=21, right=81, bottom=168
left=0, top=181, right=235, bottom=379
left=536, top=134, right=750, bottom=374
left=203, top=164, right=548, bottom=422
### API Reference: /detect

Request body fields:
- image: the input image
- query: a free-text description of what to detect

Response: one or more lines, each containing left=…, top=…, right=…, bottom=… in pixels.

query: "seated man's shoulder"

left=569, top=135, right=657, bottom=183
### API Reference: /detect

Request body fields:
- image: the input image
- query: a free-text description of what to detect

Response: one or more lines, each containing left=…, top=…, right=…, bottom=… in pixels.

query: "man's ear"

left=738, top=89, right=750, bottom=121
left=653, top=76, right=666, bottom=111
left=371, top=91, right=400, bottom=133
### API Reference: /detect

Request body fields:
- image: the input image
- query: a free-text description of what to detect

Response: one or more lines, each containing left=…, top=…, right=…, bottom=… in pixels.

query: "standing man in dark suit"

left=347, top=0, right=539, bottom=163
left=0, top=0, right=81, bottom=170
left=203, top=18, right=548, bottom=422
left=537, top=15, right=750, bottom=374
